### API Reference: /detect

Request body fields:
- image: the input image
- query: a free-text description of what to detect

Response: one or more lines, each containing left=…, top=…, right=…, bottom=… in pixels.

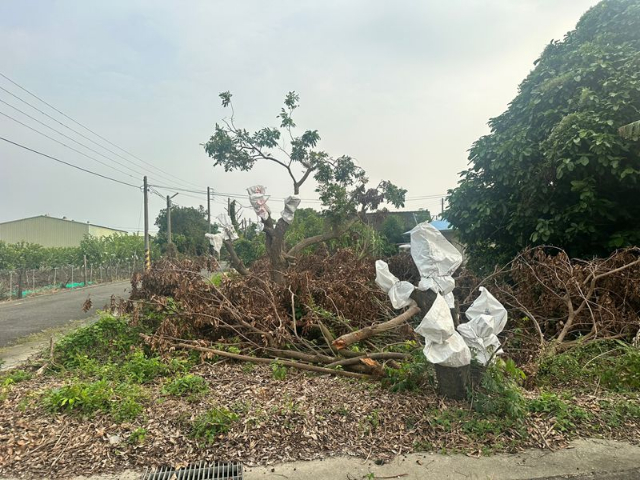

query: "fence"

left=0, top=262, right=142, bottom=301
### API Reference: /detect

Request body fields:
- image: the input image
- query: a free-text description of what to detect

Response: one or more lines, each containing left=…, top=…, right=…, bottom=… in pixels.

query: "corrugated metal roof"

left=0, top=215, right=126, bottom=232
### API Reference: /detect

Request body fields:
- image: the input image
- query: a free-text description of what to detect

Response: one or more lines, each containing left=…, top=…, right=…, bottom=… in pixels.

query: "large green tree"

left=447, top=0, right=640, bottom=272
left=155, top=205, right=212, bottom=256
left=204, top=92, right=406, bottom=283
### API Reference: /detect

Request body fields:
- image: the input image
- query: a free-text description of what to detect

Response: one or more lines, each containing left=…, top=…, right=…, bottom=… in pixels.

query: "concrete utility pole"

left=167, top=195, right=172, bottom=245
left=167, top=193, right=179, bottom=246
left=83, top=255, right=88, bottom=287
left=207, top=187, right=212, bottom=233
left=143, top=176, right=150, bottom=271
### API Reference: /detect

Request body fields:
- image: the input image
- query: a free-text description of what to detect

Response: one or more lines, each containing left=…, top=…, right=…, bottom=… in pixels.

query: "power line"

left=0, top=109, right=139, bottom=180
left=0, top=97, right=147, bottom=177
left=0, top=72, right=206, bottom=190
left=0, top=136, right=140, bottom=189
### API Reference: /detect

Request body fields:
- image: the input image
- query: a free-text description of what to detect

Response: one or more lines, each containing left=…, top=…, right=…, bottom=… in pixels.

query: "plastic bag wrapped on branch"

left=409, top=223, right=462, bottom=308
left=247, top=185, right=271, bottom=221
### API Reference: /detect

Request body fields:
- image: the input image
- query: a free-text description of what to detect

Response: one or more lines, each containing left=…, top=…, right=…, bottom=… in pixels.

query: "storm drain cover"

left=141, top=461, right=243, bottom=480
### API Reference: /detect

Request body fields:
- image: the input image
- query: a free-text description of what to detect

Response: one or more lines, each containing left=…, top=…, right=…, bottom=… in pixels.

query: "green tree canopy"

left=154, top=205, right=213, bottom=256
left=203, top=92, right=407, bottom=282
left=447, top=0, right=640, bottom=272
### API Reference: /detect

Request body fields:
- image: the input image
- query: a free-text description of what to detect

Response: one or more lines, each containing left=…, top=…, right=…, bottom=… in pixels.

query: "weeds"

left=163, top=374, right=208, bottom=397
left=472, top=359, right=527, bottom=421
left=528, top=392, right=591, bottom=432
left=382, top=349, right=434, bottom=392
left=53, top=314, right=153, bottom=368
left=128, top=427, right=147, bottom=445
left=271, top=362, right=287, bottom=381
left=43, top=379, right=145, bottom=422
left=1, top=369, right=32, bottom=386
left=190, top=407, right=239, bottom=443
left=539, top=341, right=640, bottom=392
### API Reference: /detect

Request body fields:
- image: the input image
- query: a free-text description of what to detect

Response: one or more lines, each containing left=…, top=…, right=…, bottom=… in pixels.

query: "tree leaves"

left=447, top=0, right=640, bottom=273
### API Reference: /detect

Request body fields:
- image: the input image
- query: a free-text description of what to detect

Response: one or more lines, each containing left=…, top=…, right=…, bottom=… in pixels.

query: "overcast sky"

left=0, top=0, right=599, bottom=233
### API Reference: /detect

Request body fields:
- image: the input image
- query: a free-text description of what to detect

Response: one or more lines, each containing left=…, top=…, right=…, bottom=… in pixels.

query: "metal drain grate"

left=141, top=461, right=243, bottom=480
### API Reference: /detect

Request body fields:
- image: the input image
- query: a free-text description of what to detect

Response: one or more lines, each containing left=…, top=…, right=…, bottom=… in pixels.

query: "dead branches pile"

left=128, top=250, right=419, bottom=378
left=489, top=246, right=640, bottom=355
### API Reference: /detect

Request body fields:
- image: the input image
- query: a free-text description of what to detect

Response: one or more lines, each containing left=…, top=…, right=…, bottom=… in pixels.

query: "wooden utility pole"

left=143, top=176, right=150, bottom=271
left=167, top=195, right=173, bottom=245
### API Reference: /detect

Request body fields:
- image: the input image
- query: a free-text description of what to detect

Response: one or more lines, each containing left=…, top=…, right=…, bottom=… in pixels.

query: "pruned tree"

left=204, top=91, right=406, bottom=283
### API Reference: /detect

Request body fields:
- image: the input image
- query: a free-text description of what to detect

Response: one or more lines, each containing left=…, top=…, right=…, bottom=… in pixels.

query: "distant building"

left=0, top=215, right=126, bottom=248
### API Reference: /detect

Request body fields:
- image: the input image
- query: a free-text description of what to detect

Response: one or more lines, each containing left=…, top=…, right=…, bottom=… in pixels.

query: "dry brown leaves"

left=128, top=250, right=401, bottom=355
left=2, top=362, right=639, bottom=479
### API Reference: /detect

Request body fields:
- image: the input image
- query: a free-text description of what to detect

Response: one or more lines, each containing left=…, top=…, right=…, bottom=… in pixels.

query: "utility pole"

left=167, top=195, right=172, bottom=245
left=143, top=176, right=150, bottom=271
left=83, top=255, right=88, bottom=287
left=207, top=187, right=212, bottom=233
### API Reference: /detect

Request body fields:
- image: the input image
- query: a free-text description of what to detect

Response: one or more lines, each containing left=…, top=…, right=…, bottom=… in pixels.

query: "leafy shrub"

left=472, top=359, right=527, bottom=421
left=539, top=341, right=640, bottom=392
left=54, top=314, right=151, bottom=368
left=163, top=374, right=208, bottom=397
left=383, top=350, right=435, bottom=392
left=120, top=350, right=170, bottom=384
left=190, top=407, right=238, bottom=443
left=44, top=379, right=145, bottom=422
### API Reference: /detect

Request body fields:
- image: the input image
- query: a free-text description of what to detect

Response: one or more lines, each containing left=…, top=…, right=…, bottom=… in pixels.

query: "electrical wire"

left=0, top=97, right=147, bottom=177
left=0, top=72, right=206, bottom=190
left=0, top=109, right=139, bottom=180
left=0, top=136, right=140, bottom=189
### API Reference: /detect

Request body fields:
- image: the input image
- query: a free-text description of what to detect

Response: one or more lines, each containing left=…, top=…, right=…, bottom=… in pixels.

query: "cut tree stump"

left=435, top=364, right=470, bottom=400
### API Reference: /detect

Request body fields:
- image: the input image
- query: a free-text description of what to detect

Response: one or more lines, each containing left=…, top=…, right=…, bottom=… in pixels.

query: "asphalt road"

left=0, top=280, right=130, bottom=347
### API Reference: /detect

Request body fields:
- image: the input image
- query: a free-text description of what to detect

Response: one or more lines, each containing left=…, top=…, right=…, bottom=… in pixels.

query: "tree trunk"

left=223, top=239, right=248, bottom=276
left=435, top=364, right=470, bottom=400
left=263, top=217, right=290, bottom=284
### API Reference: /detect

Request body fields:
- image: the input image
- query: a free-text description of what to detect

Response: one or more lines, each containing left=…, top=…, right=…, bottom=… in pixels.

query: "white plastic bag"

left=409, top=222, right=462, bottom=279
left=415, top=293, right=455, bottom=343
left=204, top=233, right=224, bottom=254
left=458, top=287, right=508, bottom=365
left=458, top=333, right=502, bottom=366
left=423, top=332, right=471, bottom=367
left=388, top=281, right=415, bottom=309
left=247, top=185, right=271, bottom=221
left=457, top=313, right=497, bottom=340
left=281, top=195, right=301, bottom=224
left=374, top=261, right=415, bottom=308
left=216, top=214, right=239, bottom=241
left=465, top=287, right=507, bottom=335
left=375, top=260, right=399, bottom=293
left=409, top=222, right=462, bottom=309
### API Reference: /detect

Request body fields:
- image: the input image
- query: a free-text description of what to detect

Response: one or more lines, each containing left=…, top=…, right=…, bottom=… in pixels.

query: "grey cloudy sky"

left=0, top=0, right=598, bottom=232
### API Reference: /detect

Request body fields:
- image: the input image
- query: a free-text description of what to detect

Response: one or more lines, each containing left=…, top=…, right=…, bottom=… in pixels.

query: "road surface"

left=0, top=280, right=130, bottom=347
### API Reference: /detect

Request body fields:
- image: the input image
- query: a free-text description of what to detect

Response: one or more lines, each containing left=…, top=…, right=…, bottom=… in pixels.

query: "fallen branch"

left=159, top=338, right=374, bottom=380
left=325, top=352, right=410, bottom=368
left=332, top=305, right=421, bottom=350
